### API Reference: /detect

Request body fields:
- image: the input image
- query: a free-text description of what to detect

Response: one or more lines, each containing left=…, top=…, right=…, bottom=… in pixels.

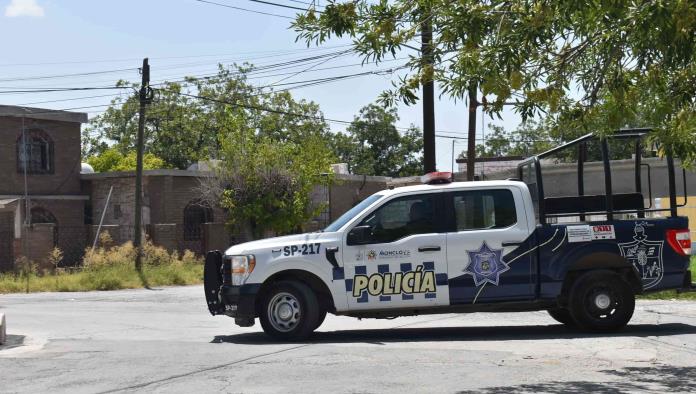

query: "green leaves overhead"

left=293, top=0, right=696, bottom=163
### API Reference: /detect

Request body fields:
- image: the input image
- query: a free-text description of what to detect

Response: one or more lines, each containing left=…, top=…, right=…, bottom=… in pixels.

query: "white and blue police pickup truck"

left=204, top=130, right=694, bottom=340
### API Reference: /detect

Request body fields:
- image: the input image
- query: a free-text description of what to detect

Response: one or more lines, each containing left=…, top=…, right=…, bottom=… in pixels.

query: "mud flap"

left=204, top=250, right=225, bottom=315
left=677, top=270, right=696, bottom=294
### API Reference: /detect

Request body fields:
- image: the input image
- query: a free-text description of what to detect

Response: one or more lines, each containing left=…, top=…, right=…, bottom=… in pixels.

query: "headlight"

left=230, top=255, right=255, bottom=286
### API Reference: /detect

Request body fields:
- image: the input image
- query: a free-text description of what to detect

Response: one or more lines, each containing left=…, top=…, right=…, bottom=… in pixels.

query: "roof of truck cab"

left=380, top=180, right=528, bottom=197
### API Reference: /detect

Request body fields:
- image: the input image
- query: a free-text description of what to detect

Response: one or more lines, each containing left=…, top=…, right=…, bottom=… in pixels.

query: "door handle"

left=418, top=246, right=441, bottom=252
left=502, top=241, right=523, bottom=247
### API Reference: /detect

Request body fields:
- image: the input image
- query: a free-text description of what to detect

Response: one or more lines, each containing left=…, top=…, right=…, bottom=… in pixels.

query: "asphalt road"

left=2, top=286, right=696, bottom=393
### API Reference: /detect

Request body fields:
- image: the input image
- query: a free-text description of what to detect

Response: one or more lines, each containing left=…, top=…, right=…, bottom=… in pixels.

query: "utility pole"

left=134, top=58, right=152, bottom=272
left=465, top=84, right=479, bottom=181
left=421, top=13, right=436, bottom=173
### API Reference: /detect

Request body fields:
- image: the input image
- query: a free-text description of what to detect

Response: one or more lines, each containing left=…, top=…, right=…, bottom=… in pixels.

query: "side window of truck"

left=358, top=194, right=436, bottom=244
left=452, top=189, right=517, bottom=231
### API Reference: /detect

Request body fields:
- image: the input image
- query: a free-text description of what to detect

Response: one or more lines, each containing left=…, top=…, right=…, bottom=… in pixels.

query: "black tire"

left=258, top=280, right=320, bottom=341
left=314, top=308, right=327, bottom=330
left=547, top=308, right=574, bottom=326
left=568, top=270, right=635, bottom=332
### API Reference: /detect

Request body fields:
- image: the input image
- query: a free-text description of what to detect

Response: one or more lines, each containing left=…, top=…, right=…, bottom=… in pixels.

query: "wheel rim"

left=268, top=292, right=301, bottom=332
left=585, top=286, right=620, bottom=320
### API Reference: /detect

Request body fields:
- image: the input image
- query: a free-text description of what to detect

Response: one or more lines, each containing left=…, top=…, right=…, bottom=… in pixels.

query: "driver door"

left=341, top=193, right=449, bottom=310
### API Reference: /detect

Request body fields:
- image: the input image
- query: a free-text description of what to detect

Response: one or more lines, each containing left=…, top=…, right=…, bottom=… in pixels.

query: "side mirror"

left=347, top=225, right=373, bottom=245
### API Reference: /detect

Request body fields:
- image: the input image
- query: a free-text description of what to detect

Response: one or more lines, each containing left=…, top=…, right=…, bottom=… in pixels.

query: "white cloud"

left=4, top=0, right=44, bottom=17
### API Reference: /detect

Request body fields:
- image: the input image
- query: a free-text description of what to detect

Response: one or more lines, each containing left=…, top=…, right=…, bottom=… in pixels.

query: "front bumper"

left=220, top=284, right=261, bottom=318
left=204, top=250, right=261, bottom=321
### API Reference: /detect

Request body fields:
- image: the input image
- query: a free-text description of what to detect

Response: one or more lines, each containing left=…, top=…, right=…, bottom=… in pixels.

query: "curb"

left=0, top=313, right=5, bottom=345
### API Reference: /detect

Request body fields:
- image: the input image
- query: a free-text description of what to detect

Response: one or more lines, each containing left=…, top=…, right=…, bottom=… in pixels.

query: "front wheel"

left=258, top=280, right=320, bottom=341
left=568, top=270, right=635, bottom=332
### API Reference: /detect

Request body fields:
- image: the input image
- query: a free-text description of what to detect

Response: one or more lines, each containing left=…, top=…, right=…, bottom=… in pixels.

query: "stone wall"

left=21, top=223, right=56, bottom=271
left=150, top=223, right=177, bottom=252
left=328, top=175, right=390, bottom=222
left=203, top=223, right=231, bottom=253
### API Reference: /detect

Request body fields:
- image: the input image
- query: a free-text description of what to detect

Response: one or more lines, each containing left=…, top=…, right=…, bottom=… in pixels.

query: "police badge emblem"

left=618, top=222, right=664, bottom=290
left=464, top=242, right=510, bottom=286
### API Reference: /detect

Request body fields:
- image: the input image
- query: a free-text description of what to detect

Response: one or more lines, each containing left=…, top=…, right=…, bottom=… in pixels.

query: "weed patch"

left=0, top=236, right=203, bottom=294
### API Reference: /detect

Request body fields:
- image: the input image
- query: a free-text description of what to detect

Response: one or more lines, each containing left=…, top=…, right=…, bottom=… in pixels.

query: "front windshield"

left=323, top=193, right=383, bottom=232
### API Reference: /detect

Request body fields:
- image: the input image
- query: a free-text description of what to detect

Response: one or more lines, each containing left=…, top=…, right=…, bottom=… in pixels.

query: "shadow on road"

left=0, top=334, right=25, bottom=351
left=211, top=322, right=696, bottom=345
left=458, top=365, right=696, bottom=393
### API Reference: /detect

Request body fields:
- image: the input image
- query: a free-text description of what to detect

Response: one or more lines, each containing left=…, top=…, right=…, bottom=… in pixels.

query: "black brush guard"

left=204, top=250, right=225, bottom=315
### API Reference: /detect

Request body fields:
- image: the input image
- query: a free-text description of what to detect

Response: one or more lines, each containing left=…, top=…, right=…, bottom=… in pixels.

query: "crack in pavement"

left=95, top=344, right=310, bottom=393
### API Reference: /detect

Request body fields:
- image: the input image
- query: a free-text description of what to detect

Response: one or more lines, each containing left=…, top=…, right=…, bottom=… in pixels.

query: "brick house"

left=0, top=105, right=411, bottom=272
left=81, top=170, right=230, bottom=255
left=0, top=105, right=88, bottom=271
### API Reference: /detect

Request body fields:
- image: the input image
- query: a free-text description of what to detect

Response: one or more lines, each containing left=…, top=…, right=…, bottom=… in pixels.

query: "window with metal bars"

left=183, top=200, right=213, bottom=241
left=17, top=129, right=54, bottom=174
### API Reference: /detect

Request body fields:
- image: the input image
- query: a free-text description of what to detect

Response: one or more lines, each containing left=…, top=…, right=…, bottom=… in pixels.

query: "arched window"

left=183, top=200, right=213, bottom=241
left=31, top=207, right=57, bottom=224
left=30, top=206, right=58, bottom=245
left=17, top=129, right=54, bottom=174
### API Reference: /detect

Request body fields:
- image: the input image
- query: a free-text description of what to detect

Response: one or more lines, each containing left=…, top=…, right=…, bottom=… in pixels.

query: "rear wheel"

left=568, top=270, right=635, bottom=332
left=259, top=280, right=320, bottom=341
left=547, top=308, right=574, bottom=326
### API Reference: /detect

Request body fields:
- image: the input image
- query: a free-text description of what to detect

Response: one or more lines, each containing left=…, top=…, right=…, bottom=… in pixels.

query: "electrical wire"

left=0, top=68, right=139, bottom=83
left=194, top=0, right=294, bottom=19
left=0, top=44, right=351, bottom=68
left=247, top=0, right=317, bottom=12
left=267, top=49, right=351, bottom=86
left=0, top=48, right=356, bottom=89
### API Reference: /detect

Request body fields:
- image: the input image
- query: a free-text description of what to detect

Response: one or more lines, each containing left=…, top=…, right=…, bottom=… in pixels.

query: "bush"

left=0, top=240, right=203, bottom=294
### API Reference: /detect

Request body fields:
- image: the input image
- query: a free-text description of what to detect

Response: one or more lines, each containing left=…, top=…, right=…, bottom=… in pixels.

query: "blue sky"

left=0, top=0, right=523, bottom=171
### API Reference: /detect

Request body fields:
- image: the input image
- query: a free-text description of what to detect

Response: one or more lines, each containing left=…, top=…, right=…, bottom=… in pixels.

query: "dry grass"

left=0, top=236, right=203, bottom=294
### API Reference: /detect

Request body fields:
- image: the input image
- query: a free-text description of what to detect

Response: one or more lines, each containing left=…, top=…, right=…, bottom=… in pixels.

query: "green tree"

left=294, top=1, right=696, bottom=164
left=87, top=147, right=166, bottom=172
left=474, top=125, right=513, bottom=157
left=464, top=121, right=557, bottom=159
left=331, top=103, right=423, bottom=177
left=84, top=67, right=331, bottom=169
left=209, top=126, right=334, bottom=238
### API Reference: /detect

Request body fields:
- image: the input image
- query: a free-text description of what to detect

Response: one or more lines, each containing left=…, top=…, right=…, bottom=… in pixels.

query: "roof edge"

left=0, top=105, right=88, bottom=123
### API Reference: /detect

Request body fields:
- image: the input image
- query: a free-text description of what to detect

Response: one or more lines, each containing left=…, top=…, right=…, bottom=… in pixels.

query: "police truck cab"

left=204, top=130, right=694, bottom=340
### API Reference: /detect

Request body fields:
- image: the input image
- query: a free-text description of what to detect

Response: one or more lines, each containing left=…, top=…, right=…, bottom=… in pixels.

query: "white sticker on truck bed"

left=567, top=225, right=592, bottom=243
left=567, top=224, right=616, bottom=243
left=591, top=224, right=616, bottom=240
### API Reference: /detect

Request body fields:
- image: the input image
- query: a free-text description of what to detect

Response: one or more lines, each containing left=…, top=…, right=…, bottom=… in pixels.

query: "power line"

left=0, top=86, right=131, bottom=95
left=268, top=49, right=351, bottom=86
left=194, top=0, right=294, bottom=19
left=247, top=0, right=317, bottom=12
left=0, top=48, right=357, bottom=89
left=286, top=0, right=321, bottom=6
left=0, top=44, right=351, bottom=68
left=153, top=87, right=477, bottom=140
left=0, top=68, right=138, bottom=83
left=16, top=92, right=128, bottom=106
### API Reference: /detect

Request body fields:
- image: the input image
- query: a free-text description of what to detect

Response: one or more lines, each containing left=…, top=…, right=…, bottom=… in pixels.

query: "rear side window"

left=451, top=189, right=517, bottom=231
